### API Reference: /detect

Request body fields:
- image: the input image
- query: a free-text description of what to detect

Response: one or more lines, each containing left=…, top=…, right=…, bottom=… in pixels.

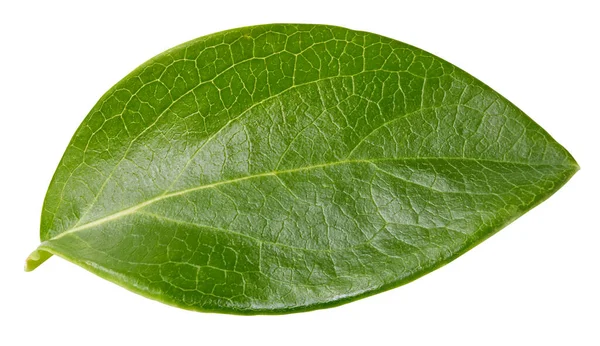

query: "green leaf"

left=26, top=24, right=578, bottom=314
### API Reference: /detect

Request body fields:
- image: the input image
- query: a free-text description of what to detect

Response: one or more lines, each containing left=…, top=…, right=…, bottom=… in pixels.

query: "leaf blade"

left=28, top=24, right=578, bottom=314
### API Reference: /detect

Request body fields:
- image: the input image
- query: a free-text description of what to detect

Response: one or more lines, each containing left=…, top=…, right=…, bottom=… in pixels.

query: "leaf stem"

left=24, top=248, right=52, bottom=272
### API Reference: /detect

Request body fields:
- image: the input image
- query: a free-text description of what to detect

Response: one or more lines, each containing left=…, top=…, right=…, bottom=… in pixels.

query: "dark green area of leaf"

left=26, top=24, right=578, bottom=314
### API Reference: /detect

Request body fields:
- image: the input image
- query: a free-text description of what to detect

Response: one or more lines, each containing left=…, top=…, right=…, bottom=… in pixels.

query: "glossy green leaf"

left=26, top=24, right=578, bottom=314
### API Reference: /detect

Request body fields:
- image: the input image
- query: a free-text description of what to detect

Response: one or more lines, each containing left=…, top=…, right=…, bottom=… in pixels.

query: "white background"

left=1, top=1, right=598, bottom=345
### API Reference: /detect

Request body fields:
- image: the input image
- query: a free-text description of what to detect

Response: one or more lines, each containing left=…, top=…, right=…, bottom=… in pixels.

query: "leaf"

left=26, top=24, right=578, bottom=315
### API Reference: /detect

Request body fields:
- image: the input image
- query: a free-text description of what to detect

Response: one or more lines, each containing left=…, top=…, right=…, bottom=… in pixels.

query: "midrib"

left=49, top=159, right=370, bottom=240
left=47, top=156, right=573, bottom=242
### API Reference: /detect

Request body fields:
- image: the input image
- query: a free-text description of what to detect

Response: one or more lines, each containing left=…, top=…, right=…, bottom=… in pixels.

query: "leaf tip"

left=566, top=151, right=580, bottom=172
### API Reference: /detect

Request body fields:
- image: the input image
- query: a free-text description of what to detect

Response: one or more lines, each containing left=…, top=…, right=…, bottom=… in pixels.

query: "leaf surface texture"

left=27, top=24, right=578, bottom=314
